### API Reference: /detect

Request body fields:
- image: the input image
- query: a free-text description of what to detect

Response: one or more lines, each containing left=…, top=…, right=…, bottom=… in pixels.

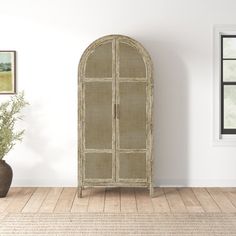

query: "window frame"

left=213, top=25, right=236, bottom=145
left=221, top=35, right=236, bottom=134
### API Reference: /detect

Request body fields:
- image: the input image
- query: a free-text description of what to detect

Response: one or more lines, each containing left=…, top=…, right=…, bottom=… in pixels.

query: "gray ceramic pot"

left=0, top=160, right=13, bottom=198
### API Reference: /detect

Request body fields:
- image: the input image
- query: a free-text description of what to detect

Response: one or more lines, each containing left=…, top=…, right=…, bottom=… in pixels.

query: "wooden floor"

left=0, top=187, right=236, bottom=213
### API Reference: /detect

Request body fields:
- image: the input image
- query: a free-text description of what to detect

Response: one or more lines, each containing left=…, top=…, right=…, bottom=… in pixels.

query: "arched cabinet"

left=78, top=35, right=153, bottom=197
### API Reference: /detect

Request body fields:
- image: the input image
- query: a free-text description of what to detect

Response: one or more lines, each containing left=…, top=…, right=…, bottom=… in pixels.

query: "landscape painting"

left=0, top=51, right=16, bottom=94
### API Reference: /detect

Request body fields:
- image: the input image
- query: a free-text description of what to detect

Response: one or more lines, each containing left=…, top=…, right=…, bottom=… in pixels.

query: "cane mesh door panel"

left=84, top=82, right=112, bottom=149
left=119, top=82, right=146, bottom=149
left=119, top=153, right=146, bottom=179
left=85, top=153, right=112, bottom=180
left=85, top=42, right=112, bottom=78
left=119, top=42, right=146, bottom=78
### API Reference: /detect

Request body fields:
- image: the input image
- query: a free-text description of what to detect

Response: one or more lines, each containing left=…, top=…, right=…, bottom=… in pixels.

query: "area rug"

left=0, top=213, right=236, bottom=235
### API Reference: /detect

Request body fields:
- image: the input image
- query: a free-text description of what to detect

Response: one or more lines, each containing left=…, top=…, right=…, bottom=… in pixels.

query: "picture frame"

left=0, top=51, right=16, bottom=94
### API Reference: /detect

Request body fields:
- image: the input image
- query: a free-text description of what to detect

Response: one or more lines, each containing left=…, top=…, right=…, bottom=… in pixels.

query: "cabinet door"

left=79, top=35, right=153, bottom=187
left=116, top=41, right=147, bottom=182
left=81, top=41, right=115, bottom=182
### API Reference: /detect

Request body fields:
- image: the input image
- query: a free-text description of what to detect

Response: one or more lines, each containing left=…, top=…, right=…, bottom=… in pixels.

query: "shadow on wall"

left=141, top=38, right=189, bottom=187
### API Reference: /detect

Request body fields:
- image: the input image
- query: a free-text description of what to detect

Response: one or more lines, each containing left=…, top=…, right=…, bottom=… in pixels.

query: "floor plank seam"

left=191, top=188, right=206, bottom=213
left=177, top=188, right=188, bottom=212
left=37, top=188, right=51, bottom=213
left=69, top=188, right=77, bottom=212
left=206, top=188, right=223, bottom=213
left=119, top=188, right=121, bottom=213
left=70, top=188, right=79, bottom=212
left=21, top=188, right=37, bottom=213
left=86, top=188, right=92, bottom=213
left=51, top=188, right=64, bottom=213
left=223, top=190, right=236, bottom=210
left=134, top=188, right=138, bottom=212
left=163, top=188, right=172, bottom=213
left=103, top=188, right=106, bottom=213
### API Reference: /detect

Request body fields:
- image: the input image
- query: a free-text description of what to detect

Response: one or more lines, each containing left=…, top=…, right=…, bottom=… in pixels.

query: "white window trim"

left=213, top=25, right=236, bottom=146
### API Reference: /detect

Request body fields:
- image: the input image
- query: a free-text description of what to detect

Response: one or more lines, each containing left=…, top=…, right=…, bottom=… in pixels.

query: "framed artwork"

left=0, top=51, right=16, bottom=94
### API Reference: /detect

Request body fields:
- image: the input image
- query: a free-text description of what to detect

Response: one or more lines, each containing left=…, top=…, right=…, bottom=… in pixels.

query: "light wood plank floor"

left=1, top=187, right=236, bottom=213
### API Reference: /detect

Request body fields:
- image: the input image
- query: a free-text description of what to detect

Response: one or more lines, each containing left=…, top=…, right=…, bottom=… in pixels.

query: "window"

left=213, top=26, right=236, bottom=145
left=221, top=35, right=236, bottom=134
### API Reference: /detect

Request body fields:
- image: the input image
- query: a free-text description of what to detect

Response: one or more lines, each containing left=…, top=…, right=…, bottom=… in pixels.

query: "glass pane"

left=224, top=86, right=236, bottom=129
left=85, top=153, right=112, bottom=179
left=119, top=153, right=146, bottom=179
left=119, top=42, right=146, bottom=78
left=85, top=82, right=112, bottom=149
left=119, top=82, right=146, bottom=149
left=223, top=60, right=236, bottom=81
left=223, top=38, right=236, bottom=58
left=85, top=42, right=112, bottom=78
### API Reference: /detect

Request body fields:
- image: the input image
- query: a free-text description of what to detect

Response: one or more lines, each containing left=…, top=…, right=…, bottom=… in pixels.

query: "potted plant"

left=0, top=92, right=28, bottom=197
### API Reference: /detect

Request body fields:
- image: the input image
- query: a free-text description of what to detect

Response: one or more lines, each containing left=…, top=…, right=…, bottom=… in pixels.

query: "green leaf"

left=0, top=91, right=29, bottom=159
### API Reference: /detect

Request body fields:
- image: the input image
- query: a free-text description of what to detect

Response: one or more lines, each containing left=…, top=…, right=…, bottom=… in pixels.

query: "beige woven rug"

left=0, top=213, right=236, bottom=235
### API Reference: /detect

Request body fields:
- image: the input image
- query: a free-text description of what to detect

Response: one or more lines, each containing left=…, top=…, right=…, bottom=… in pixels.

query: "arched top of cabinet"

left=78, top=35, right=153, bottom=82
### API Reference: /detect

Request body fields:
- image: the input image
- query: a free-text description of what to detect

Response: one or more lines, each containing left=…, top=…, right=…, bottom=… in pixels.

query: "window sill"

left=213, top=134, right=236, bottom=146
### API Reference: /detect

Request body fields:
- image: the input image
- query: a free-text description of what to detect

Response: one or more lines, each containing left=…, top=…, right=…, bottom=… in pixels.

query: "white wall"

left=0, top=0, right=236, bottom=187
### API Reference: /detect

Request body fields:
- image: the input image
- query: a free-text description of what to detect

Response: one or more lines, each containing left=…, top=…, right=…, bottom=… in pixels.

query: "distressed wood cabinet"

left=78, top=35, right=153, bottom=197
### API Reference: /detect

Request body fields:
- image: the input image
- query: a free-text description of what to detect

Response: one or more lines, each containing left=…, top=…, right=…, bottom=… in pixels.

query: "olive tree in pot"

left=0, top=92, right=28, bottom=197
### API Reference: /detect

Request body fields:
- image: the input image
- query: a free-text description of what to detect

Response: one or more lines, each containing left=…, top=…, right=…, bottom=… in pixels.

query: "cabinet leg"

left=78, top=187, right=82, bottom=198
left=149, top=185, right=154, bottom=197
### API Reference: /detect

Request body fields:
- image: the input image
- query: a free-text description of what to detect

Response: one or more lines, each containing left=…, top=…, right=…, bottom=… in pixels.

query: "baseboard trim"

left=156, top=179, right=236, bottom=187
left=11, top=178, right=236, bottom=187
left=12, top=178, right=77, bottom=187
